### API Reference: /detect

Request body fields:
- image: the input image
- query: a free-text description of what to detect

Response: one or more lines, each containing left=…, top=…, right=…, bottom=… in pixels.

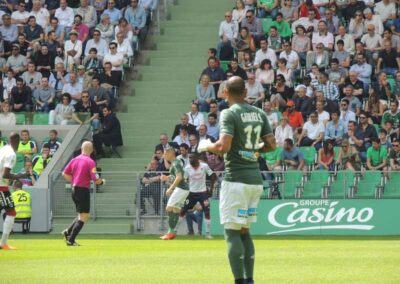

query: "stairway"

left=51, top=0, right=232, bottom=234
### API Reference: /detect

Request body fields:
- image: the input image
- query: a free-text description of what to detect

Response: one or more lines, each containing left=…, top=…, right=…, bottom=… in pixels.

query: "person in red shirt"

left=282, top=100, right=304, bottom=133
left=298, top=0, right=321, bottom=20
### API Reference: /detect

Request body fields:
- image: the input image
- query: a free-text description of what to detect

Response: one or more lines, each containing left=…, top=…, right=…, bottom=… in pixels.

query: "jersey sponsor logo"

left=237, top=208, right=248, bottom=218
left=240, top=112, right=263, bottom=123
left=238, top=150, right=258, bottom=162
left=248, top=207, right=257, bottom=217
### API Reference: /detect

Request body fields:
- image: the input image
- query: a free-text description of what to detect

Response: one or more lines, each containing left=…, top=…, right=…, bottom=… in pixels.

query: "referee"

left=62, top=141, right=104, bottom=246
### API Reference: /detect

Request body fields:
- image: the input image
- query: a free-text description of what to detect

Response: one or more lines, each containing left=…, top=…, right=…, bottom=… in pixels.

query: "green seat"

left=383, top=172, right=400, bottom=198
left=300, top=147, right=316, bottom=168
left=282, top=171, right=303, bottom=199
left=334, top=146, right=340, bottom=161
left=13, top=153, right=25, bottom=173
left=302, top=171, right=329, bottom=198
left=329, top=171, right=355, bottom=199
left=261, top=17, right=274, bottom=35
left=220, top=60, right=230, bottom=72
left=356, top=172, right=382, bottom=198
left=32, top=113, right=49, bottom=125
left=15, top=113, right=25, bottom=125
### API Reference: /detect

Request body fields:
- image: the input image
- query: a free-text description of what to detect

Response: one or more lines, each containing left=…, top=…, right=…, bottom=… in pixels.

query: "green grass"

left=1, top=235, right=400, bottom=283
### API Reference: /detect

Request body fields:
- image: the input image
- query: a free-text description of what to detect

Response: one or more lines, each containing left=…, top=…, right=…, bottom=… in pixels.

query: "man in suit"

left=172, top=114, right=197, bottom=140
left=198, top=124, right=216, bottom=143
left=93, top=106, right=123, bottom=158
left=154, top=133, right=179, bottom=153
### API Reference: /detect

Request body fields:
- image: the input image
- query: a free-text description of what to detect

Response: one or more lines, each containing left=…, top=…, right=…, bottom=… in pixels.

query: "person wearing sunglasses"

left=389, top=140, right=400, bottom=171
left=241, top=10, right=263, bottom=45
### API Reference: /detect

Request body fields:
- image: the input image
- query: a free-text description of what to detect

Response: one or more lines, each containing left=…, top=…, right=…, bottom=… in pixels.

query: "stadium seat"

left=302, top=171, right=329, bottom=198
left=328, top=171, right=355, bottom=199
left=32, top=113, right=49, bottom=125
left=333, top=146, right=340, bottom=162
left=383, top=172, right=400, bottom=198
left=355, top=171, right=382, bottom=198
left=261, top=17, right=274, bottom=35
left=300, top=147, right=317, bottom=169
left=282, top=171, right=303, bottom=198
left=15, top=113, right=26, bottom=125
left=219, top=60, right=230, bottom=72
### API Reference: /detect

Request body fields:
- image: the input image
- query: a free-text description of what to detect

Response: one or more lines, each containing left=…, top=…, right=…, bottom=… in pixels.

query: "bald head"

left=226, top=76, right=246, bottom=97
left=9, top=132, right=20, bottom=151
left=82, top=141, right=94, bottom=155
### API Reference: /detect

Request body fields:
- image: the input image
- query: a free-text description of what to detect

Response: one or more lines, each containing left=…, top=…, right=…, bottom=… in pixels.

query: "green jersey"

left=381, top=110, right=400, bottom=129
left=170, top=159, right=189, bottom=190
left=220, top=103, right=273, bottom=184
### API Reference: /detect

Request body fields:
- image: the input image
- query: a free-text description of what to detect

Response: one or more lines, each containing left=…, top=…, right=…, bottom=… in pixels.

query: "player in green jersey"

left=198, top=76, right=276, bottom=284
left=160, top=148, right=189, bottom=240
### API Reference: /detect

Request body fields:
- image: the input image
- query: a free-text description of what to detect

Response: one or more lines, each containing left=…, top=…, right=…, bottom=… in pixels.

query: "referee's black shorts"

left=0, top=190, right=15, bottom=212
left=72, top=187, right=90, bottom=213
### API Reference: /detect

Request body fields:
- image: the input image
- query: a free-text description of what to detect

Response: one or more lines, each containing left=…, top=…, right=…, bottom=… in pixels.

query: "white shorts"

left=219, top=180, right=263, bottom=230
left=166, top=187, right=189, bottom=209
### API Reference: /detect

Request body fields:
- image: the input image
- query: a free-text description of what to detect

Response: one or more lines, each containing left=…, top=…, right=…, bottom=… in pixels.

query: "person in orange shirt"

left=282, top=100, right=304, bottom=129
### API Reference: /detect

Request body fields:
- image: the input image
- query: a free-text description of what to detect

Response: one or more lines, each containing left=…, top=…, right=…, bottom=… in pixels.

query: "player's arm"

left=3, top=167, right=30, bottom=180
left=205, top=134, right=233, bottom=155
left=62, top=172, right=72, bottom=183
left=258, top=133, right=277, bottom=153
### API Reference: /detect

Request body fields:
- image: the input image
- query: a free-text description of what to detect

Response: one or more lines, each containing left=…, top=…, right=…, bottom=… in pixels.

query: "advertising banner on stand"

left=210, top=199, right=400, bottom=236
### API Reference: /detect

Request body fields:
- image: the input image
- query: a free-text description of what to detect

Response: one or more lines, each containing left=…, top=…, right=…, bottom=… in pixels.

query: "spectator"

left=140, top=158, right=162, bottom=215
left=240, top=9, right=263, bottom=44
left=257, top=0, right=279, bottom=19
left=389, top=140, right=400, bottom=171
left=201, top=57, right=225, bottom=94
left=96, top=14, right=114, bottom=44
left=273, top=12, right=293, bottom=39
left=186, top=103, right=204, bottom=130
left=335, top=138, right=361, bottom=171
left=188, top=134, right=198, bottom=154
left=349, top=53, right=372, bottom=91
left=298, top=0, right=320, bottom=20
left=115, top=31, right=134, bottom=64
left=282, top=100, right=304, bottom=130
left=313, top=90, right=339, bottom=114
left=44, top=129, right=61, bottom=157
left=279, top=41, right=299, bottom=71
left=33, top=44, right=55, bottom=78
left=29, top=0, right=50, bottom=29
left=372, top=72, right=392, bottom=108
left=0, top=14, right=18, bottom=47
left=326, top=58, right=347, bottom=88
left=270, top=74, right=293, bottom=109
left=376, top=39, right=400, bottom=76
left=342, top=85, right=362, bottom=115
left=17, top=129, right=37, bottom=157
left=62, top=72, right=82, bottom=104
left=322, top=7, right=338, bottom=35
left=234, top=27, right=256, bottom=64
left=76, top=65, right=92, bottom=90
left=21, top=62, right=42, bottom=91
left=227, top=58, right=247, bottom=80
left=173, top=126, right=190, bottom=146
left=275, top=116, right=293, bottom=147
left=10, top=77, right=32, bottom=112
left=155, top=133, right=179, bottom=152
left=382, top=120, right=398, bottom=143
left=217, top=11, right=237, bottom=60
left=45, top=17, right=65, bottom=45
left=344, top=71, right=365, bottom=100
left=343, top=120, right=367, bottom=162
left=381, top=100, right=400, bottom=129
left=104, top=41, right=123, bottom=79
left=103, top=0, right=122, bottom=26
left=5, top=43, right=27, bottom=75
left=55, top=0, right=74, bottom=33
left=333, top=40, right=351, bottom=69
left=84, top=30, right=108, bottom=60
left=115, top=17, right=134, bottom=48
left=87, top=77, right=111, bottom=110
left=205, top=113, right=219, bottom=141
left=93, top=106, right=123, bottom=158
left=206, top=152, right=224, bottom=172
left=3, top=70, right=16, bottom=101
left=54, top=45, right=65, bottom=66
left=64, top=30, right=82, bottom=68
left=48, top=92, right=74, bottom=125
left=33, top=77, right=55, bottom=112
left=0, top=101, right=16, bottom=127
left=293, top=84, right=313, bottom=120
left=264, top=101, right=278, bottom=130
left=76, top=0, right=97, bottom=29
left=11, top=2, right=29, bottom=25
left=277, top=138, right=305, bottom=170
left=18, top=159, right=37, bottom=186
left=195, top=74, right=215, bottom=112
left=306, top=42, right=329, bottom=70
left=255, top=59, right=274, bottom=94
left=317, top=72, right=339, bottom=101
left=268, top=26, right=282, bottom=53
left=292, top=25, right=311, bottom=66
left=312, top=20, right=334, bottom=51
left=383, top=29, right=400, bottom=53
left=348, top=10, right=365, bottom=41
left=363, top=8, right=384, bottom=35
left=32, top=144, right=51, bottom=176
left=254, top=38, right=277, bottom=68
left=315, top=99, right=329, bottom=125
left=153, top=148, right=169, bottom=171
left=97, top=61, right=121, bottom=89
left=124, top=0, right=147, bottom=41
left=198, top=124, right=215, bottom=142
left=358, top=111, right=378, bottom=149
left=15, top=33, right=30, bottom=58
left=72, top=90, right=100, bottom=130
left=245, top=72, right=264, bottom=107
left=318, top=139, right=335, bottom=171
left=293, top=9, right=319, bottom=35
left=361, top=24, right=382, bottom=66
left=209, top=101, right=220, bottom=121
left=325, top=111, right=346, bottom=145
left=379, top=129, right=391, bottom=148
left=24, top=16, right=44, bottom=49
left=297, top=111, right=325, bottom=148
left=232, top=0, right=246, bottom=23
left=49, top=62, right=70, bottom=98
left=83, top=48, right=103, bottom=73
left=177, top=143, right=190, bottom=166
left=279, top=0, right=297, bottom=24
left=172, top=113, right=197, bottom=140
left=366, top=137, right=388, bottom=172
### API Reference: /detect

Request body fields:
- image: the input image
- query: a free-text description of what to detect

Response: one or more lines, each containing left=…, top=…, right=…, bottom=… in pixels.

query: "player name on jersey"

left=240, top=112, right=264, bottom=123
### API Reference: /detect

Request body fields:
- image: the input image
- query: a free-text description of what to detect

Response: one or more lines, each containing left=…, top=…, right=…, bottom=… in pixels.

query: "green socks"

left=241, top=232, right=255, bottom=280
left=168, top=212, right=179, bottom=233
left=224, top=229, right=245, bottom=281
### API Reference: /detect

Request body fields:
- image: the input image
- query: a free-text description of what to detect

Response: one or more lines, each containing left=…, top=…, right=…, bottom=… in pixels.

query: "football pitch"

left=1, top=235, right=400, bottom=284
